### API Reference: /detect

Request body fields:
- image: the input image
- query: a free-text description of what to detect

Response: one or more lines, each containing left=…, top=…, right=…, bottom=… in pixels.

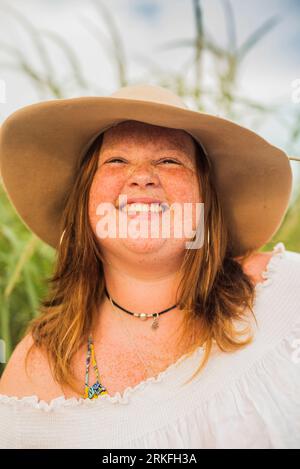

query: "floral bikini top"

left=83, top=334, right=108, bottom=399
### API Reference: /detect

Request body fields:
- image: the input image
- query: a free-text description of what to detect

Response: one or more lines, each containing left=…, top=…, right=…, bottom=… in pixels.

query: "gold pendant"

left=151, top=313, right=159, bottom=330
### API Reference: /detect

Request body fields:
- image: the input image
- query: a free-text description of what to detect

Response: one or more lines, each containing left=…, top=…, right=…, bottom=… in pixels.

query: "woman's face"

left=88, top=121, right=202, bottom=261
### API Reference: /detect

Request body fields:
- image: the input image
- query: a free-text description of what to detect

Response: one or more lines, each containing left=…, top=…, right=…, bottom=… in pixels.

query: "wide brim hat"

left=0, top=84, right=297, bottom=257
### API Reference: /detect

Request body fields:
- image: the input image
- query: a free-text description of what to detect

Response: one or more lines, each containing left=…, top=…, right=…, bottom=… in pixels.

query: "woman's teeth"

left=121, top=203, right=167, bottom=213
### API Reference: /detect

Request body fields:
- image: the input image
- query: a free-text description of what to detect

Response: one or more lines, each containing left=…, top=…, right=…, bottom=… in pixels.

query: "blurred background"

left=0, top=0, right=299, bottom=368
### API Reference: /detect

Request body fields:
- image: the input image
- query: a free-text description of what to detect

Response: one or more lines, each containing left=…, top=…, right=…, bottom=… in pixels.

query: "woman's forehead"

left=101, top=120, right=196, bottom=154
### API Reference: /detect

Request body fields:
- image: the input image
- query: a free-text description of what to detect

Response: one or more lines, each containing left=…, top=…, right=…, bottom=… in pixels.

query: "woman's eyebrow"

left=156, top=144, right=193, bottom=160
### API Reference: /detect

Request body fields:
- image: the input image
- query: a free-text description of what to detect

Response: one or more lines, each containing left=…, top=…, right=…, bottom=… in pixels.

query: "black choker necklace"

left=104, top=286, right=178, bottom=330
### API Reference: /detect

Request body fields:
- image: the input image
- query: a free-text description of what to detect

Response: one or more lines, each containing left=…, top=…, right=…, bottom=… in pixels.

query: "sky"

left=0, top=0, right=299, bottom=188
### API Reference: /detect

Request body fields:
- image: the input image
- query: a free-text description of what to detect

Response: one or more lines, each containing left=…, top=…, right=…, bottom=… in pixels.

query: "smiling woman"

left=0, top=84, right=299, bottom=449
left=19, top=120, right=259, bottom=401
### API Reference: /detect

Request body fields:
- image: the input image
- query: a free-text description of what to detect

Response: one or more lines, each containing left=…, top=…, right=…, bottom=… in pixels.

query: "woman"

left=0, top=84, right=299, bottom=449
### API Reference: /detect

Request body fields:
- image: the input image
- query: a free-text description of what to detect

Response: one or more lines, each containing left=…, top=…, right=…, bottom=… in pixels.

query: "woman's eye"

left=104, top=158, right=180, bottom=165
left=159, top=158, right=180, bottom=165
left=105, top=158, right=126, bottom=164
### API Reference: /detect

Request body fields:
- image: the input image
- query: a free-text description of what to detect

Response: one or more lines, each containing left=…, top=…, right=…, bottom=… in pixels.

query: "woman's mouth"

left=119, top=202, right=169, bottom=215
left=119, top=202, right=169, bottom=217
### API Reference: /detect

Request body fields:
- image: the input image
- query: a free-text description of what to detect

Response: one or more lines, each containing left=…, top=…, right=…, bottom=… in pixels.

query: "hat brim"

left=0, top=96, right=293, bottom=256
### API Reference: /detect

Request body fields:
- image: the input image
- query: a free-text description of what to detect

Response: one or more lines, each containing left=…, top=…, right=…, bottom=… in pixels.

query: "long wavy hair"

left=24, top=121, right=259, bottom=396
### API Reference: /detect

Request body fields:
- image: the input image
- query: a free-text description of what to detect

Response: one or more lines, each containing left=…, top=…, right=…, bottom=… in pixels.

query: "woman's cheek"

left=88, top=173, right=121, bottom=232
left=162, top=170, right=200, bottom=203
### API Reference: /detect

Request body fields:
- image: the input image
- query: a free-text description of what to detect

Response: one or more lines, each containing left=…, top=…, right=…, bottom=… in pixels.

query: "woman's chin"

left=120, top=236, right=168, bottom=254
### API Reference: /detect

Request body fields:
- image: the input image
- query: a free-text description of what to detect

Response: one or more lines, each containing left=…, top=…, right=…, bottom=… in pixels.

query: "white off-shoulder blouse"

left=0, top=242, right=299, bottom=449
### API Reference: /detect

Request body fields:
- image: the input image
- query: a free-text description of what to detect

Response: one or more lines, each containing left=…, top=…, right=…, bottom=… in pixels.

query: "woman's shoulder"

left=241, top=250, right=273, bottom=285
left=251, top=243, right=300, bottom=343
left=279, top=246, right=300, bottom=295
left=243, top=242, right=300, bottom=288
left=272, top=243, right=300, bottom=281
left=0, top=333, right=63, bottom=401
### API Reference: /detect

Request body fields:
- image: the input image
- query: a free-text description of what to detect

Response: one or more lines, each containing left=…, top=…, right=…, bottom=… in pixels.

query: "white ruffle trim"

left=0, top=242, right=287, bottom=412
left=0, top=344, right=206, bottom=411
left=254, top=241, right=286, bottom=295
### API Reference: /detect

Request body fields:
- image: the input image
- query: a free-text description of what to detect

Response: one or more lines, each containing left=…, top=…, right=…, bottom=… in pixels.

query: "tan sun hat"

left=0, top=83, right=298, bottom=257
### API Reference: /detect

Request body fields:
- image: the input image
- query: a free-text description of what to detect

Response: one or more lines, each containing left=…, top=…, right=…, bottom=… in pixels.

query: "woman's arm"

left=0, top=333, right=63, bottom=401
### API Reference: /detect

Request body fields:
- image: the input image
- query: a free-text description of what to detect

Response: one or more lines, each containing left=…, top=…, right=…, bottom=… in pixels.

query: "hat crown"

left=110, top=84, right=188, bottom=109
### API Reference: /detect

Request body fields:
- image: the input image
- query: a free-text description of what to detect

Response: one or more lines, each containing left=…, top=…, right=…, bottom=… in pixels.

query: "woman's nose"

left=126, top=163, right=160, bottom=187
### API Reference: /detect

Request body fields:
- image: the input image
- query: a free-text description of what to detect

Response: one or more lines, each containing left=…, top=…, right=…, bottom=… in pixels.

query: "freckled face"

left=88, top=121, right=202, bottom=258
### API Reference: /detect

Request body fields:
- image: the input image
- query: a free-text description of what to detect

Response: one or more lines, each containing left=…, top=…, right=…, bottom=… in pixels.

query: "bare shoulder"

left=0, top=333, right=63, bottom=401
left=241, top=251, right=273, bottom=285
